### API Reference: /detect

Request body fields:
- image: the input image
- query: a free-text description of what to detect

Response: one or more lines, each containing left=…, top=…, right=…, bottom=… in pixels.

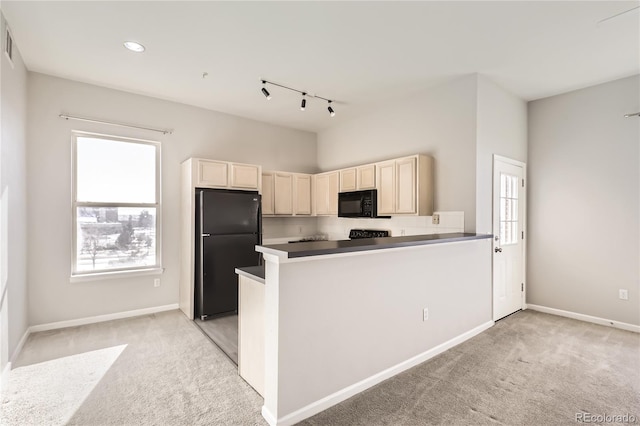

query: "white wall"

left=27, top=73, right=316, bottom=326
left=262, top=217, right=319, bottom=244
left=317, top=76, right=478, bottom=231
left=527, top=75, right=640, bottom=326
left=261, top=239, right=492, bottom=423
left=475, top=75, right=527, bottom=234
left=0, top=10, right=28, bottom=371
left=317, top=211, right=464, bottom=240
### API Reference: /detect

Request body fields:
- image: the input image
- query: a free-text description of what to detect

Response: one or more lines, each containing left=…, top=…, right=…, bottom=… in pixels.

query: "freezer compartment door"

left=199, top=189, right=261, bottom=235
left=198, top=233, right=260, bottom=317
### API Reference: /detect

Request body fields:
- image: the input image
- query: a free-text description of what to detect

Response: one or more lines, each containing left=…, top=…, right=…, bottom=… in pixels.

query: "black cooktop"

left=348, top=229, right=390, bottom=239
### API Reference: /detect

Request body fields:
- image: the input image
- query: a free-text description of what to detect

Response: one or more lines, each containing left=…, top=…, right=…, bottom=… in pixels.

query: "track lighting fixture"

left=261, top=81, right=271, bottom=100
left=259, top=79, right=336, bottom=117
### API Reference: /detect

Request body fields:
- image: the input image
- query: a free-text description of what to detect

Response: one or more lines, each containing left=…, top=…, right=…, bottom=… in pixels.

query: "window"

left=72, top=132, right=161, bottom=277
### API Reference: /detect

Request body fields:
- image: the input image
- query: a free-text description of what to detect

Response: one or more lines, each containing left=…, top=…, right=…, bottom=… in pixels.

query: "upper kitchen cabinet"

left=314, top=171, right=339, bottom=215
left=192, top=158, right=261, bottom=191
left=261, top=172, right=275, bottom=215
left=263, top=171, right=313, bottom=216
left=294, top=174, right=312, bottom=215
left=339, top=168, right=357, bottom=192
left=376, top=154, right=433, bottom=216
left=376, top=160, right=396, bottom=215
left=357, top=164, right=376, bottom=189
left=231, top=163, right=261, bottom=190
left=274, top=172, right=293, bottom=215
left=339, top=164, right=376, bottom=192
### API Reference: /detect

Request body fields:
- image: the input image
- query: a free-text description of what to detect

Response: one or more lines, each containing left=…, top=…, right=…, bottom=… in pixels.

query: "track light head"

left=261, top=81, right=271, bottom=100
left=327, top=101, right=335, bottom=117
left=301, top=93, right=306, bottom=111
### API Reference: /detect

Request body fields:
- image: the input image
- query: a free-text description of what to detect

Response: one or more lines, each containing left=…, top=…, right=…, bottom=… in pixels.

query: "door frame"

left=492, top=155, right=527, bottom=319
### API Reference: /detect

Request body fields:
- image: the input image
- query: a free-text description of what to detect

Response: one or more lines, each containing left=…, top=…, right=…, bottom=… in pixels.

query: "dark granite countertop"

left=257, top=233, right=492, bottom=259
left=235, top=265, right=265, bottom=283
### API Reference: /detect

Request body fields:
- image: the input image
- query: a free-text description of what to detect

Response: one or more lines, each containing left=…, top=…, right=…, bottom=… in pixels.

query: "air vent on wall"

left=4, top=25, right=14, bottom=65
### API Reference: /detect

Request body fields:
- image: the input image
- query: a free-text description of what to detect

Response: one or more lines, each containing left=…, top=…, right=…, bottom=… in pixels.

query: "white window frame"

left=71, top=131, right=162, bottom=279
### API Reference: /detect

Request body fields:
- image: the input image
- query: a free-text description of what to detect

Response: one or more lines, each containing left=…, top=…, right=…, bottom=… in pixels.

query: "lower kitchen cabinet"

left=238, top=274, right=265, bottom=396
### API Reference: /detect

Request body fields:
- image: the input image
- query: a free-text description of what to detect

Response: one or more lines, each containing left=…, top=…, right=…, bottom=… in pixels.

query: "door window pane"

left=499, top=173, right=519, bottom=246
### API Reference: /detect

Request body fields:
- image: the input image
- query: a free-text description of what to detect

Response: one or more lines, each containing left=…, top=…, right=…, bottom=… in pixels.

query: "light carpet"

left=2, top=309, right=638, bottom=425
left=301, top=310, right=640, bottom=425
left=1, top=311, right=264, bottom=425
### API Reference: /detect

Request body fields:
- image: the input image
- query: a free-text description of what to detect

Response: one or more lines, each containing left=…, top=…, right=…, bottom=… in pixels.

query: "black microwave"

left=338, top=189, right=385, bottom=218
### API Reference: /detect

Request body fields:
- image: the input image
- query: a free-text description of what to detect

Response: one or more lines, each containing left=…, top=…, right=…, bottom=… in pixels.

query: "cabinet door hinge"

left=522, top=231, right=524, bottom=239
left=521, top=283, right=524, bottom=292
left=522, top=178, right=525, bottom=187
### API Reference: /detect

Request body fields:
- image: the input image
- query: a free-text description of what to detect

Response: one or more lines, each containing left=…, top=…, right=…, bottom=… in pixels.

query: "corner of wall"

left=474, top=74, right=528, bottom=234
left=0, top=9, right=29, bottom=376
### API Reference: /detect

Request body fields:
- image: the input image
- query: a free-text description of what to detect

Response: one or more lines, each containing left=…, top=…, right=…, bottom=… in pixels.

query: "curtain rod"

left=59, top=114, right=173, bottom=135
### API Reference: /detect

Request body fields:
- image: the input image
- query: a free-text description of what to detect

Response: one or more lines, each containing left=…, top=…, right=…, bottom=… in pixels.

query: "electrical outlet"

left=154, top=279, right=161, bottom=288
left=400, top=229, right=406, bottom=236
left=619, top=289, right=628, bottom=300
left=432, top=214, right=440, bottom=225
left=423, top=308, right=429, bottom=321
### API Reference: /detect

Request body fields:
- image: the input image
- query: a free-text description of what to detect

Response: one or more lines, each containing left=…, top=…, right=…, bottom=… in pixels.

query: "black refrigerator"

left=195, top=188, right=261, bottom=320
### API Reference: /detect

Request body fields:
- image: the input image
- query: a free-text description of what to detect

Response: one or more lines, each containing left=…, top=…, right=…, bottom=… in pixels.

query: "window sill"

left=70, top=267, right=164, bottom=283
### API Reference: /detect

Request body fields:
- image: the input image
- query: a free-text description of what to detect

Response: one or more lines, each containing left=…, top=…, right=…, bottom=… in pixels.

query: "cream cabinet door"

left=261, top=172, right=275, bottom=215
left=230, top=163, right=260, bottom=190
left=357, top=165, right=376, bottom=190
left=376, top=161, right=395, bottom=215
left=238, top=275, right=265, bottom=396
left=396, top=157, right=417, bottom=214
left=339, top=168, right=357, bottom=192
left=314, top=174, right=330, bottom=215
left=327, top=172, right=339, bottom=214
left=315, top=172, right=339, bottom=215
left=197, top=160, right=228, bottom=188
left=274, top=173, right=293, bottom=215
left=294, top=174, right=312, bottom=215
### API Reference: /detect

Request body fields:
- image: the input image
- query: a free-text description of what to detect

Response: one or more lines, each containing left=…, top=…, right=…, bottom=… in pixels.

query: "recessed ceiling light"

left=123, top=41, right=145, bottom=53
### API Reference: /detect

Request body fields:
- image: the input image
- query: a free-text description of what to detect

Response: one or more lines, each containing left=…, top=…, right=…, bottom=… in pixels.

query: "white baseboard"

left=526, top=304, right=640, bottom=333
left=29, top=304, right=180, bottom=333
left=262, top=320, right=494, bottom=426
left=1, top=361, right=11, bottom=392
left=10, top=327, right=31, bottom=364
left=261, top=406, right=278, bottom=426
left=2, top=326, right=32, bottom=391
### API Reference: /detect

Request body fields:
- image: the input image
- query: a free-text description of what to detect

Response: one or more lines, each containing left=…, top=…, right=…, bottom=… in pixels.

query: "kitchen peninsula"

left=248, top=233, right=493, bottom=426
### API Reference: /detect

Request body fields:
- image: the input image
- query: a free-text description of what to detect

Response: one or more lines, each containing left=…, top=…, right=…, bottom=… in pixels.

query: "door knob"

left=494, top=247, right=502, bottom=253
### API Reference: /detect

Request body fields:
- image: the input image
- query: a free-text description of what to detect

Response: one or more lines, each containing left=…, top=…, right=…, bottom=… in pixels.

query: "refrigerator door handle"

left=202, top=233, right=211, bottom=237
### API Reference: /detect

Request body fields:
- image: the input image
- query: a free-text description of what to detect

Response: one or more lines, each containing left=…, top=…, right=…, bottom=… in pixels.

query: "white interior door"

left=493, top=156, right=525, bottom=321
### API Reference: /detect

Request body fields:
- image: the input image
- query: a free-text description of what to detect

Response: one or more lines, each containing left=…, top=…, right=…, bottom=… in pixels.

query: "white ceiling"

left=2, top=1, right=639, bottom=133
